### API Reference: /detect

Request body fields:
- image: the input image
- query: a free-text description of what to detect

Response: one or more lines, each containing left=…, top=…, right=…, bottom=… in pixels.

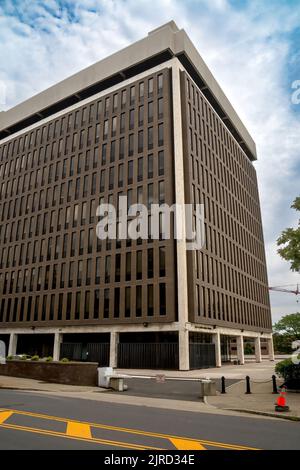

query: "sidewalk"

left=206, top=379, right=300, bottom=420
left=117, top=359, right=280, bottom=380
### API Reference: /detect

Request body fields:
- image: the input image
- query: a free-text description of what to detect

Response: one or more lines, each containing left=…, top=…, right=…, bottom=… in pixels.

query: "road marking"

left=0, top=411, right=13, bottom=424
left=170, top=438, right=206, bottom=450
left=67, top=421, right=92, bottom=439
left=194, top=440, right=256, bottom=450
left=0, top=408, right=259, bottom=450
left=0, top=422, right=163, bottom=450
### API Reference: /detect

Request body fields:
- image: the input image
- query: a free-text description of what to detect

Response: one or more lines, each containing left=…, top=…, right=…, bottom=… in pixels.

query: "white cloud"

left=0, top=0, right=299, bottom=322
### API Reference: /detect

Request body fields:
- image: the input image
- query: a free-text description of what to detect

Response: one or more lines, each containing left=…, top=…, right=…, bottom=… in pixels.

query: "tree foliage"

left=244, top=342, right=254, bottom=355
left=273, top=313, right=300, bottom=339
left=273, top=332, right=293, bottom=354
left=275, top=359, right=300, bottom=390
left=277, top=197, right=300, bottom=272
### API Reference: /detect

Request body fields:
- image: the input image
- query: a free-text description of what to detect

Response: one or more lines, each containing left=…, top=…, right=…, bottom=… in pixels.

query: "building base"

left=0, top=323, right=274, bottom=371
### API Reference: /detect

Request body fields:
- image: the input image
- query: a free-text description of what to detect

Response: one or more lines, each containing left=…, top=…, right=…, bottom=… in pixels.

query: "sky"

left=0, top=0, right=299, bottom=323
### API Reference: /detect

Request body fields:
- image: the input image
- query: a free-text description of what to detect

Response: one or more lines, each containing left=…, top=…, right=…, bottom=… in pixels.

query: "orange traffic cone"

left=275, top=386, right=290, bottom=412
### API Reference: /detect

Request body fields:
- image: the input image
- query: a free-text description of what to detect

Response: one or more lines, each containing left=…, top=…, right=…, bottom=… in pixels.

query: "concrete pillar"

left=172, top=61, right=190, bottom=372
left=0, top=340, right=6, bottom=363
left=53, top=333, right=62, bottom=362
left=179, top=329, right=190, bottom=371
left=236, top=335, right=245, bottom=365
left=268, top=336, right=275, bottom=361
left=8, top=333, right=18, bottom=356
left=109, top=331, right=119, bottom=368
left=212, top=332, right=222, bottom=367
left=254, top=336, right=262, bottom=363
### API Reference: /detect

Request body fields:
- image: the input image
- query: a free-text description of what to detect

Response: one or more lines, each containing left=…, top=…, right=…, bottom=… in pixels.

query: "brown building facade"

left=0, top=22, right=273, bottom=370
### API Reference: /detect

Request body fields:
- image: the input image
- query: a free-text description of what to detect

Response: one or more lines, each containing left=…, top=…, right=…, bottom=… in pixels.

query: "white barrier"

left=0, top=340, right=6, bottom=365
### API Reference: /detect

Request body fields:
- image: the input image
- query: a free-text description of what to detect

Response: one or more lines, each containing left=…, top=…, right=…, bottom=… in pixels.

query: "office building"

left=0, top=22, right=273, bottom=369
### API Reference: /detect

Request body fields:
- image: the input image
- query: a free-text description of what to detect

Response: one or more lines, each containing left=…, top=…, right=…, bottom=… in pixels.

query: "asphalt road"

left=0, top=390, right=299, bottom=450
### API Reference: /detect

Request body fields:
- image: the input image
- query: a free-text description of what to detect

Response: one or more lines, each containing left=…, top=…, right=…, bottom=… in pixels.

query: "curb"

left=226, top=408, right=300, bottom=422
left=0, top=386, right=49, bottom=392
left=0, top=385, right=96, bottom=393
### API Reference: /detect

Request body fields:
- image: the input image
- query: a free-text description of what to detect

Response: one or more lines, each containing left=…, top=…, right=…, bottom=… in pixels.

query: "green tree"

left=273, top=332, right=293, bottom=354
left=277, top=197, right=300, bottom=272
left=273, top=313, right=300, bottom=340
left=244, top=342, right=254, bottom=355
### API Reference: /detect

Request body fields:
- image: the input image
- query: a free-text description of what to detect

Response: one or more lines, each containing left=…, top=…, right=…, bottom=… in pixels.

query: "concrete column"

left=0, top=340, right=6, bottom=363
left=8, top=333, right=18, bottom=356
left=212, top=332, right=222, bottom=367
left=109, top=331, right=119, bottom=368
left=268, top=336, right=275, bottom=361
left=179, top=329, right=190, bottom=371
left=236, top=335, right=245, bottom=365
left=254, top=336, right=262, bottom=363
left=53, top=333, right=62, bottom=362
left=172, top=61, right=190, bottom=365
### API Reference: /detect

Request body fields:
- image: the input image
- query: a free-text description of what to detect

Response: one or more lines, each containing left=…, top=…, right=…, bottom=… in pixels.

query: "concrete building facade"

left=0, top=21, right=273, bottom=370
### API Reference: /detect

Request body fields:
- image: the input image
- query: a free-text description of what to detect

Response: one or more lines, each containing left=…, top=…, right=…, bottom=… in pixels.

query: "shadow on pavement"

left=110, top=377, right=238, bottom=401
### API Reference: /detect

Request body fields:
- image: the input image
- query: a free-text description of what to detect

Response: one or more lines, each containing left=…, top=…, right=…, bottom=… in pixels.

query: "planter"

left=0, top=360, right=98, bottom=386
left=275, top=359, right=300, bottom=392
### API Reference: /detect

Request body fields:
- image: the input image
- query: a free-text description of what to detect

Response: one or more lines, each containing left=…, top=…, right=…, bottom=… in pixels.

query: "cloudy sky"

left=0, top=0, right=299, bottom=323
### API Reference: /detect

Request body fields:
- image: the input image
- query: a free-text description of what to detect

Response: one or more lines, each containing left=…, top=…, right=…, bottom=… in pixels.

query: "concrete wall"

left=0, top=360, right=98, bottom=386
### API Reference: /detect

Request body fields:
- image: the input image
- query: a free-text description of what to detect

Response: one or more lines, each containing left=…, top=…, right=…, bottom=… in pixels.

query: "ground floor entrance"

left=1, top=326, right=274, bottom=370
left=16, top=334, right=54, bottom=358
left=60, top=331, right=217, bottom=370
left=60, top=333, right=110, bottom=364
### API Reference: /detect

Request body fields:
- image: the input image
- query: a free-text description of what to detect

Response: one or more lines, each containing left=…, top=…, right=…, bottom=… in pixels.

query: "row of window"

left=195, top=251, right=268, bottom=306
left=188, top=110, right=258, bottom=202
left=0, top=282, right=167, bottom=323
left=2, top=105, right=164, bottom=182
left=196, top=187, right=263, bottom=247
left=189, top=137, right=261, bottom=227
left=186, top=78, right=260, bottom=220
left=0, top=181, right=166, bottom=251
left=200, top=225, right=267, bottom=284
left=186, top=76, right=256, bottom=185
left=0, top=151, right=165, bottom=225
left=196, top=284, right=271, bottom=329
left=0, top=73, right=165, bottom=161
left=0, top=246, right=167, bottom=294
left=0, top=126, right=165, bottom=201
left=185, top=74, right=270, bottom=321
left=197, top=193, right=265, bottom=265
left=0, top=194, right=169, bottom=258
left=193, top=178, right=263, bottom=247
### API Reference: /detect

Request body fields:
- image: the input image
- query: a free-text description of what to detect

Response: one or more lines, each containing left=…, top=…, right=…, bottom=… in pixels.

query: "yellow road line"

left=193, top=440, right=257, bottom=450
left=170, top=438, right=207, bottom=450
left=0, top=411, right=13, bottom=424
left=0, top=408, right=259, bottom=450
left=0, top=423, right=163, bottom=450
left=66, top=421, right=92, bottom=439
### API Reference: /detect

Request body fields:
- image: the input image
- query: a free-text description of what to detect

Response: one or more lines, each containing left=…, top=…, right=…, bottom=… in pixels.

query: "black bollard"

left=272, top=375, right=278, bottom=394
left=245, top=375, right=251, bottom=394
left=221, top=376, right=226, bottom=394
